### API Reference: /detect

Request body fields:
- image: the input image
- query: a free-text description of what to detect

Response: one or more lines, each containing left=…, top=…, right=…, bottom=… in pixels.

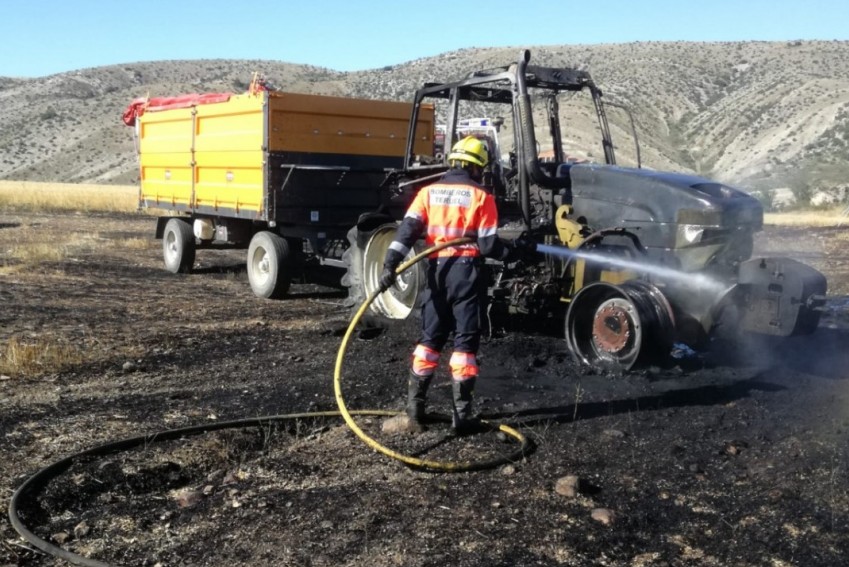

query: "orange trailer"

left=124, top=87, right=435, bottom=298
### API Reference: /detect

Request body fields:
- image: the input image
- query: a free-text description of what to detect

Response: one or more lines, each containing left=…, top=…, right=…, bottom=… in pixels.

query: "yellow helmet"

left=448, top=136, right=489, bottom=168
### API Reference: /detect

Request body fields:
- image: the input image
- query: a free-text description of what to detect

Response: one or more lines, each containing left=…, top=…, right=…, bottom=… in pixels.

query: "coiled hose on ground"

left=8, top=238, right=531, bottom=567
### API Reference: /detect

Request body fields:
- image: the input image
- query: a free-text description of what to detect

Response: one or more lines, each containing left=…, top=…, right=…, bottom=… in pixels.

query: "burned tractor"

left=343, top=50, right=827, bottom=370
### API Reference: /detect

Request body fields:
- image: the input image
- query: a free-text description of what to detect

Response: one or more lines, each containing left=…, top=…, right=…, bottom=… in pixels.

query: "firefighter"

left=378, top=136, right=533, bottom=434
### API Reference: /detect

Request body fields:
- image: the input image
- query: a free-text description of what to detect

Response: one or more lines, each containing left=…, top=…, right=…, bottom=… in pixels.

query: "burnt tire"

left=247, top=231, right=291, bottom=299
left=162, top=218, right=196, bottom=274
left=565, top=281, right=675, bottom=371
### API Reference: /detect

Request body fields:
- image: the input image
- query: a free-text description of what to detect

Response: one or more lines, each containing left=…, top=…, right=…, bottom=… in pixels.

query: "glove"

left=378, top=266, right=397, bottom=292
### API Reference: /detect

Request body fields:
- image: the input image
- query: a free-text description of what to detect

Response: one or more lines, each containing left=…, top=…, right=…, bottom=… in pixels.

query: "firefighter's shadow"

left=485, top=376, right=786, bottom=427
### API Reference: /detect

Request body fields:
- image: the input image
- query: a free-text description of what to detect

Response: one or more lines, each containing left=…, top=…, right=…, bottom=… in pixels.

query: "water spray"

left=535, top=242, right=728, bottom=297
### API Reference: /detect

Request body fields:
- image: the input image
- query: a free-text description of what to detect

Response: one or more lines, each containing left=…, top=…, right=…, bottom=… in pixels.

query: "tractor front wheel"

left=565, top=281, right=675, bottom=371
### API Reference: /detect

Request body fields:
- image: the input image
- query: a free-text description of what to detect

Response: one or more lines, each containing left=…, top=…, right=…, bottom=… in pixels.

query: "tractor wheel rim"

left=592, top=301, right=633, bottom=354
left=363, top=227, right=419, bottom=319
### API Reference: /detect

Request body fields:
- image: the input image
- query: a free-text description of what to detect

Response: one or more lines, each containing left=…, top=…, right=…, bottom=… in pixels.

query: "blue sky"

left=1, top=0, right=847, bottom=78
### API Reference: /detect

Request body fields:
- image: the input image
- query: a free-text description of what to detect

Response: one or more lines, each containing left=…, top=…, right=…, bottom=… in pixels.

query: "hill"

left=1, top=41, right=848, bottom=201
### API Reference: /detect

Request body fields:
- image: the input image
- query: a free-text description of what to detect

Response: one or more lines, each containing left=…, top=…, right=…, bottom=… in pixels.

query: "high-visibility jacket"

left=384, top=168, right=510, bottom=382
left=385, top=168, right=509, bottom=263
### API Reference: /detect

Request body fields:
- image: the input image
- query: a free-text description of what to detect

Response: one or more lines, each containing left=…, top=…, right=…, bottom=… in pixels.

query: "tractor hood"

left=567, top=162, right=761, bottom=240
left=563, top=163, right=764, bottom=271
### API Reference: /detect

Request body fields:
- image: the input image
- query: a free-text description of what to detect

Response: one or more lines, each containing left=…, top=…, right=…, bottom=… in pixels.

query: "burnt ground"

left=1, top=212, right=848, bottom=567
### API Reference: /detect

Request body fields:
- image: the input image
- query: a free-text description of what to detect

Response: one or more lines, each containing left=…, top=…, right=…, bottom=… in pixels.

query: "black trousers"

left=419, top=257, right=486, bottom=354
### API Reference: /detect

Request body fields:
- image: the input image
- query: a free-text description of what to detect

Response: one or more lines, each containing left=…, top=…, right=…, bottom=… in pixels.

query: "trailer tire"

left=162, top=218, right=196, bottom=274
left=247, top=231, right=291, bottom=299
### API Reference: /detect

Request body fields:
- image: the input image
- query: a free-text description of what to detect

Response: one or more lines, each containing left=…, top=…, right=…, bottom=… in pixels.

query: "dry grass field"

left=0, top=183, right=154, bottom=377
left=765, top=209, right=849, bottom=227
left=0, top=180, right=139, bottom=214
left=0, top=183, right=150, bottom=272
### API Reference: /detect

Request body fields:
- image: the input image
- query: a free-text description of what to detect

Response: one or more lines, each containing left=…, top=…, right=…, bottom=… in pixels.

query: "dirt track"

left=1, top=212, right=848, bottom=566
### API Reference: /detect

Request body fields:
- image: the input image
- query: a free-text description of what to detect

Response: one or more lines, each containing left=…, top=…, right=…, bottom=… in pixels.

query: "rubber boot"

left=451, top=377, right=483, bottom=435
left=381, top=372, right=432, bottom=435
left=406, top=371, right=432, bottom=424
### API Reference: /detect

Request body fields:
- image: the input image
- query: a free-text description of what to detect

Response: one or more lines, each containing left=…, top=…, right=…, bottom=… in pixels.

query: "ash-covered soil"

left=1, top=212, right=848, bottom=567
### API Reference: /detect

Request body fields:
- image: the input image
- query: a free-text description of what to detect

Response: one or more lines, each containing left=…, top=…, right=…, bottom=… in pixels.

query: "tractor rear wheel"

left=341, top=223, right=424, bottom=321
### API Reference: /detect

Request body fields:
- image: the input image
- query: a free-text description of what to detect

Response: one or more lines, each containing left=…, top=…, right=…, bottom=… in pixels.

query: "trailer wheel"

left=247, top=231, right=291, bottom=299
left=341, top=224, right=423, bottom=320
left=565, top=281, right=675, bottom=371
left=162, top=218, right=196, bottom=274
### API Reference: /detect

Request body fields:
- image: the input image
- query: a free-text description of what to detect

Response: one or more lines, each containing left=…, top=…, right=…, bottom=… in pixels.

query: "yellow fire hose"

left=333, top=237, right=531, bottom=472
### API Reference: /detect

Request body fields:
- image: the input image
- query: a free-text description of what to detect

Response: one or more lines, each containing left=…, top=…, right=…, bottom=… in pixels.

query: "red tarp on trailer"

left=122, top=93, right=233, bottom=126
